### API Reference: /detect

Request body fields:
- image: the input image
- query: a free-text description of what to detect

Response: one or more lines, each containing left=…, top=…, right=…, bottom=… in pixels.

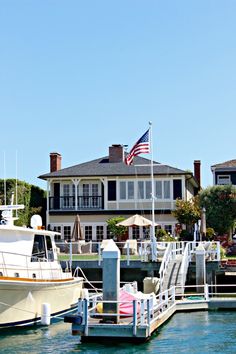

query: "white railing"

left=73, top=282, right=236, bottom=337
left=0, top=250, right=65, bottom=280
left=158, top=243, right=174, bottom=292
left=55, top=240, right=221, bottom=267
left=188, top=241, right=220, bottom=262
left=179, top=242, right=191, bottom=292
left=76, top=285, right=176, bottom=336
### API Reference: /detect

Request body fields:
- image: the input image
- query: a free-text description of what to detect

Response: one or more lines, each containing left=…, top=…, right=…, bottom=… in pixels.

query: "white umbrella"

left=116, top=214, right=158, bottom=227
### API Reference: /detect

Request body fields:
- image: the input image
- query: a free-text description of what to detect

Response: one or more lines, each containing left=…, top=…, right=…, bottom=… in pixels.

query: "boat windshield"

left=31, top=234, right=54, bottom=262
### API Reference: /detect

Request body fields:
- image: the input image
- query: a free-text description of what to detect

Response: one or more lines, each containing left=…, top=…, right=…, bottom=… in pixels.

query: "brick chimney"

left=194, top=160, right=201, bottom=187
left=50, top=152, right=62, bottom=172
left=109, top=144, right=124, bottom=163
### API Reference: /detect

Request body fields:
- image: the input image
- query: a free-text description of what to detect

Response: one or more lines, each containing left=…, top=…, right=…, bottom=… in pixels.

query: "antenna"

left=15, top=150, right=18, bottom=217
left=3, top=151, right=6, bottom=205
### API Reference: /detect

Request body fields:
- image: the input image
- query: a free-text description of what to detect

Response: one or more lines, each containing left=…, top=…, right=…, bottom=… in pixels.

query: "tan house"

left=39, top=145, right=200, bottom=242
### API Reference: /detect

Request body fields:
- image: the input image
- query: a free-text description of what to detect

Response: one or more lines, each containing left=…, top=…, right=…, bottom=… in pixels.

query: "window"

left=138, top=181, right=144, bottom=199
left=53, top=226, right=61, bottom=241
left=128, top=181, right=134, bottom=199
left=85, top=226, right=93, bottom=241
left=92, top=184, right=99, bottom=207
left=46, top=236, right=54, bottom=261
left=154, top=180, right=171, bottom=199
left=137, top=181, right=151, bottom=200
left=217, top=175, right=231, bottom=185
left=155, top=181, right=162, bottom=199
left=132, top=226, right=140, bottom=240
left=145, top=181, right=151, bottom=199
left=63, top=184, right=70, bottom=208
left=164, top=225, right=172, bottom=234
left=64, top=226, right=71, bottom=241
left=31, top=235, right=46, bottom=261
left=62, top=184, right=74, bottom=208
left=96, top=226, right=104, bottom=242
left=143, top=226, right=150, bottom=239
left=63, top=184, right=70, bottom=196
left=81, top=183, right=100, bottom=207
left=164, top=181, right=170, bottom=199
left=119, top=181, right=134, bottom=200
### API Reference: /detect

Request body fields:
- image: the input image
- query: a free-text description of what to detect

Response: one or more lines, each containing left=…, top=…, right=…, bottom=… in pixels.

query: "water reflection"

left=0, top=312, right=236, bottom=353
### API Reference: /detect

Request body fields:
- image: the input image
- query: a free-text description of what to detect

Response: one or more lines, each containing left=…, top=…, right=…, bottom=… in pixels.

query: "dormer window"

left=217, top=175, right=231, bottom=185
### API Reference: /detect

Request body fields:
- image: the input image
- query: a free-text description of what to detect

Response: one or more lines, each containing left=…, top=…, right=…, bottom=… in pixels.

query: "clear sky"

left=1, top=1, right=236, bottom=190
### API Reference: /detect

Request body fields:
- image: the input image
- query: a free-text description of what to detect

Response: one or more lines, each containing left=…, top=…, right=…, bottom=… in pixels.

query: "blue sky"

left=0, top=1, right=236, bottom=189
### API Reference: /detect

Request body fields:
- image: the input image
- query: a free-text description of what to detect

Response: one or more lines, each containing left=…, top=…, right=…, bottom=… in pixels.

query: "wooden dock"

left=65, top=284, right=236, bottom=342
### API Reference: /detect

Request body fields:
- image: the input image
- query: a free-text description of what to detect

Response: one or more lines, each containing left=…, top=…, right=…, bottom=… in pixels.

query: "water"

left=0, top=311, right=236, bottom=353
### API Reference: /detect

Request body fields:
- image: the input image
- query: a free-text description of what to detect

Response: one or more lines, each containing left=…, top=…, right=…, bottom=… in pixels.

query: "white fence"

left=56, top=240, right=220, bottom=268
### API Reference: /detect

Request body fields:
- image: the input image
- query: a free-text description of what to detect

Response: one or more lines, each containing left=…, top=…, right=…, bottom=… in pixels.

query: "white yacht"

left=0, top=204, right=83, bottom=328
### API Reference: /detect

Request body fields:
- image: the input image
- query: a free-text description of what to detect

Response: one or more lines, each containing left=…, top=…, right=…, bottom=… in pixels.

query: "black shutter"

left=54, top=183, right=60, bottom=209
left=108, top=181, right=116, bottom=201
left=173, top=180, right=182, bottom=199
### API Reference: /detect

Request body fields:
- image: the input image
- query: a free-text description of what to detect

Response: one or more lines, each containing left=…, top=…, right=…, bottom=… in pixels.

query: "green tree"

left=106, top=216, right=127, bottom=241
left=199, top=185, right=236, bottom=235
left=0, top=179, right=46, bottom=226
left=172, top=197, right=201, bottom=233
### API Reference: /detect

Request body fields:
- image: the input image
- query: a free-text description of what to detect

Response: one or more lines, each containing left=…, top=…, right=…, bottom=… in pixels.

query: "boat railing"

left=0, top=250, right=65, bottom=280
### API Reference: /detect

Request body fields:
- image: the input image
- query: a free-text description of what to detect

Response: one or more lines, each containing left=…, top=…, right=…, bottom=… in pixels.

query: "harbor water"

left=0, top=311, right=235, bottom=353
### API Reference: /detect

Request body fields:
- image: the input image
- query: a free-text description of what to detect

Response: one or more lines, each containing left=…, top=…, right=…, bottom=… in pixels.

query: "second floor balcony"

left=49, top=196, right=103, bottom=211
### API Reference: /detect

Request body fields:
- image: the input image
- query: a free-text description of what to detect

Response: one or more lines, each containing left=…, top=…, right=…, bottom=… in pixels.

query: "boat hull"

left=0, top=277, right=83, bottom=328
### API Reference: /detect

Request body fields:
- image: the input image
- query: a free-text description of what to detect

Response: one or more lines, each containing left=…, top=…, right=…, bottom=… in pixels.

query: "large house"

left=39, top=145, right=200, bottom=242
left=211, top=159, right=236, bottom=186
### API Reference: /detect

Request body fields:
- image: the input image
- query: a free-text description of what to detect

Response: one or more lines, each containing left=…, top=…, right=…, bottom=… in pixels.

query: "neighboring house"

left=39, top=145, right=200, bottom=242
left=211, top=160, right=236, bottom=186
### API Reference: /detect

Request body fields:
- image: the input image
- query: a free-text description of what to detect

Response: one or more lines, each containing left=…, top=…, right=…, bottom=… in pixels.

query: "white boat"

left=0, top=203, right=83, bottom=328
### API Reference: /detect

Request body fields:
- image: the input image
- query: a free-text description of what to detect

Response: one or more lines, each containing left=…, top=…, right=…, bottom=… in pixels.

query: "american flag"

left=125, top=129, right=150, bottom=165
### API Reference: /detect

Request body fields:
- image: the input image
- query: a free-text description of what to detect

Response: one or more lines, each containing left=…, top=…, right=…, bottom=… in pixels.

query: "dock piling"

left=102, top=240, right=120, bottom=323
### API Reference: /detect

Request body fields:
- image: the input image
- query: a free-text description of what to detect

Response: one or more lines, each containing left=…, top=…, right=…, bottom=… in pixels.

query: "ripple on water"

left=0, top=312, right=236, bottom=353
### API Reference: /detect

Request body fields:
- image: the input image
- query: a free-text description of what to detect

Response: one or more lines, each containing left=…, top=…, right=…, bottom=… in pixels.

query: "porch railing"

left=49, top=196, right=103, bottom=210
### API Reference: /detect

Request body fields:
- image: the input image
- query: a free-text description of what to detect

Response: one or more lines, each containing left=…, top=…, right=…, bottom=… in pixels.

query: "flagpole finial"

left=149, top=121, right=152, bottom=127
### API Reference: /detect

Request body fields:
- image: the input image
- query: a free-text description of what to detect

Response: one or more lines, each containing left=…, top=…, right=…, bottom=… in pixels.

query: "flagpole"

left=149, top=121, right=156, bottom=261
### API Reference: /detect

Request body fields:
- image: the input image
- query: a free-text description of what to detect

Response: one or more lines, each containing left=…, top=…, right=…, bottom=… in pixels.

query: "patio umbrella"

left=116, top=214, right=158, bottom=227
left=71, top=214, right=84, bottom=240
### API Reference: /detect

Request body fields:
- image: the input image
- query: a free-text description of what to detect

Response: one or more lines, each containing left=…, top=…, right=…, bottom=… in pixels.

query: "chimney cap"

left=50, top=152, right=61, bottom=156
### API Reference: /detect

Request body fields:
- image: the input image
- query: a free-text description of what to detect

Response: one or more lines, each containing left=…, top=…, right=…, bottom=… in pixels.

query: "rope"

left=73, top=266, right=100, bottom=294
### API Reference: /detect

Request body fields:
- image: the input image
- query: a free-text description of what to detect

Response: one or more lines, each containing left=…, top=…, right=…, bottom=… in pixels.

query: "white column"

left=72, top=178, right=80, bottom=211
left=101, top=178, right=107, bottom=210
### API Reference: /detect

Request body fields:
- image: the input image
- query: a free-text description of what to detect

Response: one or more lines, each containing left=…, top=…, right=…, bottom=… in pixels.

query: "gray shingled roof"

left=211, top=159, right=236, bottom=169
left=39, top=155, right=191, bottom=180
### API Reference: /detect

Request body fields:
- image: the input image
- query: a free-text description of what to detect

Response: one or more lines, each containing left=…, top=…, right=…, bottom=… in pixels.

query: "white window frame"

left=155, top=179, right=172, bottom=200
left=61, top=183, right=75, bottom=208
left=217, top=175, right=231, bottom=185
left=119, top=180, right=135, bottom=201
left=137, top=180, right=152, bottom=200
